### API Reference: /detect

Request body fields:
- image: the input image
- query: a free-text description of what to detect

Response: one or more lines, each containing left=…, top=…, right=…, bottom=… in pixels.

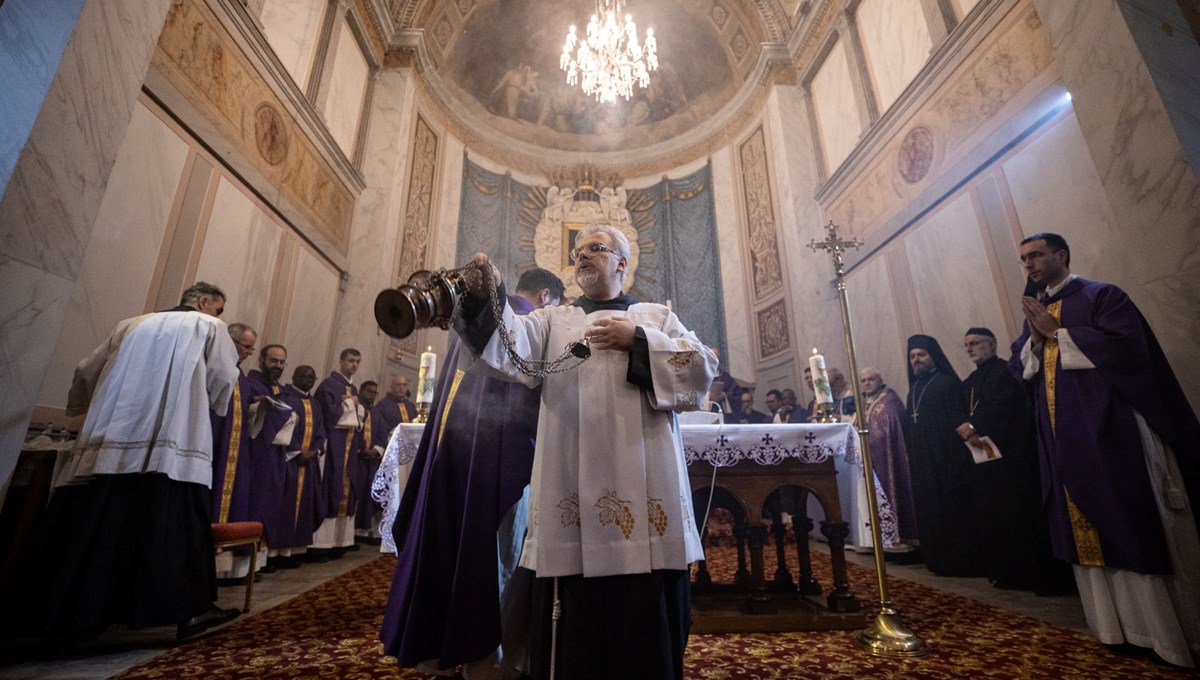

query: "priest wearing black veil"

left=903, top=334, right=983, bottom=577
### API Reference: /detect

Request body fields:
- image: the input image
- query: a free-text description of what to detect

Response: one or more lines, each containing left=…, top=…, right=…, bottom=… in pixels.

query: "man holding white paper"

left=957, top=327, right=1065, bottom=593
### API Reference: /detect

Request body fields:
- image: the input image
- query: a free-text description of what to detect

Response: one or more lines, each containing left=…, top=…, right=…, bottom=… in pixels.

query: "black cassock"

left=963, top=356, right=1064, bottom=588
left=904, top=370, right=984, bottom=577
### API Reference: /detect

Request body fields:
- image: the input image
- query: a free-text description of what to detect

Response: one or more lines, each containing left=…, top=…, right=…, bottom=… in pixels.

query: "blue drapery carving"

left=456, top=156, right=726, bottom=357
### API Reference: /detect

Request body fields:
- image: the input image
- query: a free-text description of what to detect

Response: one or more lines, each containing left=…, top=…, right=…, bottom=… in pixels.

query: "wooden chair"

left=211, top=521, right=264, bottom=613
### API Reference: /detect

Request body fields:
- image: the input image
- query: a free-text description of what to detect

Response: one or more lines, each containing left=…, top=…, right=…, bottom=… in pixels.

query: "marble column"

left=327, top=69, right=418, bottom=387
left=837, top=8, right=881, bottom=127
left=1032, top=0, right=1200, bottom=405
left=0, top=0, right=172, bottom=490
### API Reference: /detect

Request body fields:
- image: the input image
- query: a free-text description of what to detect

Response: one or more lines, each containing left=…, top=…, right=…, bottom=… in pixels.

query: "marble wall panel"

left=259, top=0, right=326, bottom=90
left=1001, top=112, right=1127, bottom=284
left=36, top=103, right=190, bottom=409
left=810, top=39, right=866, bottom=175
left=432, top=135, right=465, bottom=272
left=846, top=253, right=908, bottom=400
left=903, top=191, right=1006, bottom=378
left=856, top=0, right=934, bottom=113
left=322, top=19, right=370, bottom=159
left=194, top=178, right=283, bottom=334
left=393, top=115, right=440, bottom=357
left=329, top=70, right=418, bottom=385
left=737, top=126, right=785, bottom=301
left=711, top=147, right=753, bottom=383
left=284, top=246, right=340, bottom=375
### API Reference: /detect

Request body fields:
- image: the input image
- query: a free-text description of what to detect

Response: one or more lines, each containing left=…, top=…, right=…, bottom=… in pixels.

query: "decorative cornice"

left=361, top=0, right=397, bottom=44
left=207, top=0, right=366, bottom=192
left=812, top=0, right=1016, bottom=205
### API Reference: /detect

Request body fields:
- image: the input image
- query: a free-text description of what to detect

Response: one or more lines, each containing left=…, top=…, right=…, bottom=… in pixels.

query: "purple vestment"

left=242, top=369, right=290, bottom=547
left=315, top=371, right=361, bottom=519
left=209, top=371, right=254, bottom=524
left=1010, top=278, right=1200, bottom=573
left=864, top=387, right=917, bottom=541
left=380, top=295, right=540, bottom=671
left=374, top=394, right=416, bottom=436
left=352, top=409, right=382, bottom=530
left=279, top=385, right=327, bottom=548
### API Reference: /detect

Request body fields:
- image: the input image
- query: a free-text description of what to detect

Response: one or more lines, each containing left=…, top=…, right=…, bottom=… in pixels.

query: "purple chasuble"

left=374, top=394, right=416, bottom=436
left=315, top=371, right=361, bottom=518
left=209, top=371, right=254, bottom=524
left=352, top=410, right=383, bottom=529
left=279, top=385, right=327, bottom=548
left=244, top=370, right=288, bottom=546
left=380, top=295, right=540, bottom=671
left=1009, top=278, right=1200, bottom=573
left=864, top=387, right=917, bottom=541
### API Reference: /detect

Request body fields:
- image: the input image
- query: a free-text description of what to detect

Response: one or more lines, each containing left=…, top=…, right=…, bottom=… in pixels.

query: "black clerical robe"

left=904, top=369, right=983, bottom=577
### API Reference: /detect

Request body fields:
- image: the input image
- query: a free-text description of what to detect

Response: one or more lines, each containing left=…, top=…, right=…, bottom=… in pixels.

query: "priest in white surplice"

left=456, top=224, right=717, bottom=680
left=28, top=282, right=243, bottom=643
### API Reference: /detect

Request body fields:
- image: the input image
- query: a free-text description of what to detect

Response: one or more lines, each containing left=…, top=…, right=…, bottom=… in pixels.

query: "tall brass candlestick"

left=809, top=221, right=928, bottom=657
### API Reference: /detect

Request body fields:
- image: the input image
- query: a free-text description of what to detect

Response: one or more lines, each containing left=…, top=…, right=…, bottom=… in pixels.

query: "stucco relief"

left=756, top=298, right=791, bottom=359
left=738, top=126, right=784, bottom=299
left=394, top=116, right=440, bottom=354
left=533, top=186, right=640, bottom=300
left=153, top=0, right=354, bottom=253
left=825, top=6, right=1053, bottom=238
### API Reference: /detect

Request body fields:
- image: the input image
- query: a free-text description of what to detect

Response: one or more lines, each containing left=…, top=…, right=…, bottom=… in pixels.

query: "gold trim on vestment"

left=436, top=370, right=466, bottom=445
left=1064, top=487, right=1104, bottom=567
left=218, top=381, right=242, bottom=524
left=1043, top=301, right=1063, bottom=434
left=339, top=386, right=353, bottom=517
left=295, top=399, right=313, bottom=526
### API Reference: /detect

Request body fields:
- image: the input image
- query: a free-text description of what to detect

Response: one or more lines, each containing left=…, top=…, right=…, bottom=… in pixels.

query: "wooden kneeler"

left=211, top=521, right=264, bottom=613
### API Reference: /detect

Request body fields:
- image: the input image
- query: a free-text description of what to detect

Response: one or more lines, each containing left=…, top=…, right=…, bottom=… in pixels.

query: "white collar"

left=1046, top=273, right=1077, bottom=297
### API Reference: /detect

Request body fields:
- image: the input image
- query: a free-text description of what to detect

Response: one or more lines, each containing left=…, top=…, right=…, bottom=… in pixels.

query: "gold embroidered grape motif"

left=596, top=489, right=634, bottom=539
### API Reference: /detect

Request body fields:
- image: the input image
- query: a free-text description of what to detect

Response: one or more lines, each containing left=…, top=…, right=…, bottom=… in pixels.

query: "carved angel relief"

left=534, top=184, right=640, bottom=299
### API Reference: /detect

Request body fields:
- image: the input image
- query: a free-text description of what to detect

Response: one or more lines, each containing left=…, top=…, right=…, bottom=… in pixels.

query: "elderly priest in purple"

left=381, top=267, right=564, bottom=679
left=209, top=323, right=259, bottom=581
left=313, top=347, right=365, bottom=555
left=1012, top=232, right=1200, bottom=668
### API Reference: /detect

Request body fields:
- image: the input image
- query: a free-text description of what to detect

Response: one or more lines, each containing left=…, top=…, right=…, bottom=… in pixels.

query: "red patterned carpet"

left=113, top=540, right=1194, bottom=679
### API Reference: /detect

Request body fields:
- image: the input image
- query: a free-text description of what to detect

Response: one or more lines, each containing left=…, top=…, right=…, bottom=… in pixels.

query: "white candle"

left=809, top=348, right=834, bottom=405
left=417, top=346, right=437, bottom=405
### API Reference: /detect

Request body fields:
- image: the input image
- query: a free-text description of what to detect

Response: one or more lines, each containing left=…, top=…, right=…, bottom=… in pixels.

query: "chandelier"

left=560, top=0, right=658, bottom=104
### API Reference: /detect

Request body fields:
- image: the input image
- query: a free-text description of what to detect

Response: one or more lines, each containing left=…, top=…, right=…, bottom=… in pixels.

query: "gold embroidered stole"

left=1043, top=300, right=1104, bottom=566
left=399, top=401, right=411, bottom=424
left=295, top=398, right=313, bottom=526
left=217, top=380, right=243, bottom=523
left=437, top=370, right=467, bottom=444
left=339, top=385, right=354, bottom=516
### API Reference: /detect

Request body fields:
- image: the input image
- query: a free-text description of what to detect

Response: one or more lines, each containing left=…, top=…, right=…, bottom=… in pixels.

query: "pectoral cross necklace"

left=911, top=378, right=933, bottom=423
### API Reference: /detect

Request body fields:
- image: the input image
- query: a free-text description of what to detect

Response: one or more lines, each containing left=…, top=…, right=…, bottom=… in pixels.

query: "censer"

left=374, top=268, right=470, bottom=340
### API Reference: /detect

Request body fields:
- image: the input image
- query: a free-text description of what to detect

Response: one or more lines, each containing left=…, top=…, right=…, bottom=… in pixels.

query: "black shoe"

left=259, top=561, right=278, bottom=574
left=177, top=607, right=240, bottom=639
left=304, top=550, right=331, bottom=563
left=329, top=547, right=347, bottom=559
left=216, top=576, right=248, bottom=587
left=345, top=543, right=361, bottom=552
left=274, top=556, right=302, bottom=569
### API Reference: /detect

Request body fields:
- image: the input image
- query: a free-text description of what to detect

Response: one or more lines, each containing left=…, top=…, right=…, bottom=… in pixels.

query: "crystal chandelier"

left=560, top=0, right=658, bottom=104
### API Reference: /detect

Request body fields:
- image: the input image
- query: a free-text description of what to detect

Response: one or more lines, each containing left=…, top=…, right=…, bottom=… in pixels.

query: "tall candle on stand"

left=417, top=346, right=437, bottom=404
left=809, top=348, right=834, bottom=405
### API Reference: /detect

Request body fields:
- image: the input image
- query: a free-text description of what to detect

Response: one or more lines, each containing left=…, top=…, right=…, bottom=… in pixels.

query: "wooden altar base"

left=691, top=593, right=867, bottom=633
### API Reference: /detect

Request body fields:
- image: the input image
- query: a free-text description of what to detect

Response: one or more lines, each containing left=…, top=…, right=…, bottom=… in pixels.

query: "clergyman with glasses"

left=455, top=223, right=717, bottom=680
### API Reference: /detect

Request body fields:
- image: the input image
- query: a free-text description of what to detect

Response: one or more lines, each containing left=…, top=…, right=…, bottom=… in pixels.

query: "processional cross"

left=807, top=221, right=928, bottom=657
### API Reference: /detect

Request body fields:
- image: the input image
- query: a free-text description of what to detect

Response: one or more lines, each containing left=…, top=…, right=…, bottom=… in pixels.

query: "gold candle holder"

left=413, top=402, right=430, bottom=424
left=810, top=221, right=928, bottom=657
left=812, top=402, right=839, bottom=423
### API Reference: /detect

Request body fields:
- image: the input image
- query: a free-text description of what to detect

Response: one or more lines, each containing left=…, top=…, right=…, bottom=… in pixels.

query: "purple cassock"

left=244, top=370, right=290, bottom=547
left=315, top=371, right=362, bottom=520
left=863, top=387, right=917, bottom=542
left=352, top=409, right=381, bottom=531
left=279, top=384, right=327, bottom=548
left=380, top=295, right=540, bottom=672
left=1010, top=278, right=1200, bottom=573
left=374, top=393, right=416, bottom=435
left=209, top=371, right=255, bottom=524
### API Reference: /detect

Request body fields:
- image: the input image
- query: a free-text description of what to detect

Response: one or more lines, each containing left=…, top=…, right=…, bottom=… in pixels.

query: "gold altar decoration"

left=809, top=221, right=929, bottom=657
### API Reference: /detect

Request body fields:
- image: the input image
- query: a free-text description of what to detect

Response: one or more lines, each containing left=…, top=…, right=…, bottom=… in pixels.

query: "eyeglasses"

left=570, top=242, right=620, bottom=262
left=235, top=340, right=256, bottom=351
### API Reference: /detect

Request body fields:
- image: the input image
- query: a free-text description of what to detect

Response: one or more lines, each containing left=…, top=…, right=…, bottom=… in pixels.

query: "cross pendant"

left=911, top=412, right=918, bottom=423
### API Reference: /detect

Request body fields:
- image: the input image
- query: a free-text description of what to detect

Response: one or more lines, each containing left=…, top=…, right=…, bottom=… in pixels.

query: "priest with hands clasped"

left=457, top=223, right=717, bottom=680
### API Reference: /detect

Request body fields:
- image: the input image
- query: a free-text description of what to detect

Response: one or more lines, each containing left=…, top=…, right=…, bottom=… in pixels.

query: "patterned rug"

left=114, top=538, right=1194, bottom=679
